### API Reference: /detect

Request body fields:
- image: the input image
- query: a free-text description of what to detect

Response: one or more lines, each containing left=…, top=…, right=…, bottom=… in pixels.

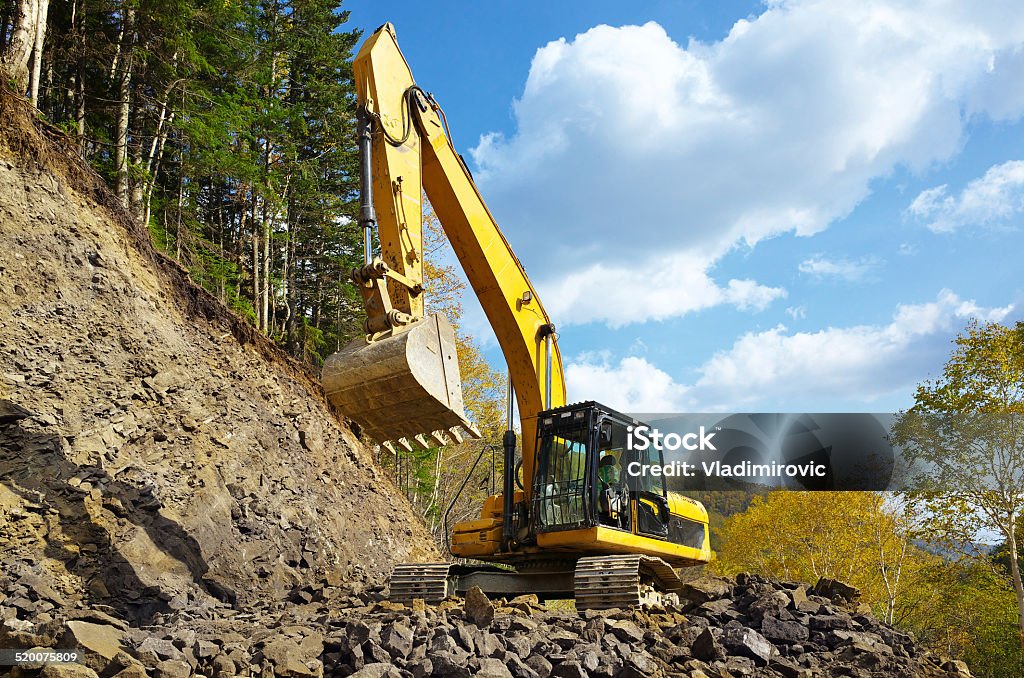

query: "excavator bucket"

left=322, top=313, right=481, bottom=447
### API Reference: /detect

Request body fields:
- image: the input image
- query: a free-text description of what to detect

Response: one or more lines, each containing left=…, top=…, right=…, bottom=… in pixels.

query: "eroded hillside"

left=0, top=88, right=439, bottom=626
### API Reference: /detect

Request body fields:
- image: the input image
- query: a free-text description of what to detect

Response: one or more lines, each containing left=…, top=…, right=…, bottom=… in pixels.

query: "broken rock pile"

left=1, top=572, right=974, bottom=677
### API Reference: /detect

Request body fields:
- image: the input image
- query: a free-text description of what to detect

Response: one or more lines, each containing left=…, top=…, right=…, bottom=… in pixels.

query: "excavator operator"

left=598, top=453, right=627, bottom=529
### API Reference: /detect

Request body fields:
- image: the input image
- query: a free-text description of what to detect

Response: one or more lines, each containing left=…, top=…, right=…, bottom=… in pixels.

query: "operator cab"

left=532, top=402, right=695, bottom=545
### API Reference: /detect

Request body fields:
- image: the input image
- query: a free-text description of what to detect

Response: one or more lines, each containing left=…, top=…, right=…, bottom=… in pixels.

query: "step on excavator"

left=322, top=23, right=712, bottom=610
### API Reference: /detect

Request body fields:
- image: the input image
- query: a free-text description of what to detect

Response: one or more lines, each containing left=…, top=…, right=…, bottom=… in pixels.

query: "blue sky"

left=344, top=1, right=1024, bottom=413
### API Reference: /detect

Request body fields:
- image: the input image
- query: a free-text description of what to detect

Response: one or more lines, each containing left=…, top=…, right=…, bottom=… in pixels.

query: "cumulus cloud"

left=545, top=252, right=785, bottom=327
left=907, top=160, right=1024, bottom=232
left=565, top=291, right=1015, bottom=411
left=472, top=2, right=1024, bottom=326
left=798, top=255, right=880, bottom=282
left=566, top=354, right=688, bottom=411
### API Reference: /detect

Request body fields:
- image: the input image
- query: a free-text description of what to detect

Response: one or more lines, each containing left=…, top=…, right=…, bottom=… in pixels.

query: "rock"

left=380, top=621, right=413, bottom=659
left=770, top=656, right=812, bottom=678
left=194, top=639, right=218, bottom=658
left=64, top=620, right=124, bottom=669
left=680, top=578, right=731, bottom=605
left=262, top=637, right=320, bottom=677
left=505, top=635, right=532, bottom=659
left=361, top=639, right=391, bottom=664
left=465, top=586, right=495, bottom=627
left=39, top=666, right=100, bottom=678
left=525, top=654, right=553, bottom=678
left=429, top=630, right=458, bottom=654
left=476, top=630, right=502, bottom=658
left=408, top=658, right=432, bottom=678
left=809, top=614, right=854, bottom=631
left=505, top=654, right=540, bottom=678
left=110, top=665, right=149, bottom=678
left=942, top=659, right=971, bottom=675
left=550, top=661, right=587, bottom=678
left=153, top=659, right=192, bottom=678
left=724, top=626, right=774, bottom=665
left=135, top=637, right=185, bottom=664
left=761, top=616, right=810, bottom=644
left=787, top=585, right=808, bottom=609
left=579, top=649, right=600, bottom=672
left=350, top=663, right=402, bottom=678
left=605, top=619, right=644, bottom=643
left=509, top=616, right=539, bottom=632
left=0, top=399, right=32, bottom=425
left=697, top=598, right=732, bottom=616
left=750, top=590, right=791, bottom=618
left=454, top=624, right=475, bottom=653
left=812, top=578, right=861, bottom=603
left=691, top=628, right=722, bottom=662
left=211, top=654, right=237, bottom=674
left=428, top=651, right=470, bottom=678
left=623, top=651, right=658, bottom=676
left=477, top=657, right=514, bottom=678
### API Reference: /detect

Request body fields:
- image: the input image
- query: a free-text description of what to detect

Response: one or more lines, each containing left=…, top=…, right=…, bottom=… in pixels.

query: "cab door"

left=623, top=444, right=671, bottom=539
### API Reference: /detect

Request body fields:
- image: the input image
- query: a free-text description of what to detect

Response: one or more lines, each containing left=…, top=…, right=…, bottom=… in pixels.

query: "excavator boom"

left=324, top=24, right=565, bottom=479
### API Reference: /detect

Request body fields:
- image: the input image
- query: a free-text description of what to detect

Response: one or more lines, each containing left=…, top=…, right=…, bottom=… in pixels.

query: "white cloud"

left=566, top=354, right=688, bottom=411
left=798, top=255, right=879, bottom=281
left=785, top=305, right=807, bottom=320
left=565, top=290, right=1015, bottom=411
left=545, top=252, right=785, bottom=327
left=472, top=3, right=1024, bottom=326
left=907, top=160, right=1024, bottom=232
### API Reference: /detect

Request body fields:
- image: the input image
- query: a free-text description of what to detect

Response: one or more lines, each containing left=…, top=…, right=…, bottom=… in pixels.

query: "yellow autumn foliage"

left=713, top=491, right=939, bottom=625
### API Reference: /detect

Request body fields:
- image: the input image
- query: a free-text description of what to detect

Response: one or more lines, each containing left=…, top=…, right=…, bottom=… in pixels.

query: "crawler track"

left=574, top=554, right=683, bottom=610
left=388, top=562, right=452, bottom=603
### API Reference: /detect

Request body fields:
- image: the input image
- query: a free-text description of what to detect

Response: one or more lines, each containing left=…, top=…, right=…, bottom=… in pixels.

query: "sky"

left=343, top=0, right=1024, bottom=414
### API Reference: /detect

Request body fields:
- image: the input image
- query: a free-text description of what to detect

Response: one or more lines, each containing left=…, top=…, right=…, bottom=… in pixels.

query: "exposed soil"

left=0, top=86, right=439, bottom=627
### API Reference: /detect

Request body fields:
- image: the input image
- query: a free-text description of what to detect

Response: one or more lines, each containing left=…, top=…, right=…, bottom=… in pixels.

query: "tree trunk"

left=1008, top=525, right=1024, bottom=648
left=175, top=156, right=184, bottom=261
left=250, top=198, right=260, bottom=326
left=261, top=202, right=271, bottom=333
left=113, top=6, right=135, bottom=207
left=142, top=81, right=174, bottom=228
left=66, top=0, right=85, bottom=153
left=27, top=0, right=46, bottom=106
left=1, top=0, right=38, bottom=92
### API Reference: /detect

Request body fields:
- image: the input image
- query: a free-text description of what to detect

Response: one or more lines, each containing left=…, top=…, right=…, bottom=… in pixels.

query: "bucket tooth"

left=414, top=433, right=431, bottom=449
left=397, top=438, right=414, bottom=453
left=448, top=427, right=464, bottom=444
left=322, top=313, right=483, bottom=445
left=382, top=441, right=397, bottom=456
left=429, top=430, right=449, bottom=447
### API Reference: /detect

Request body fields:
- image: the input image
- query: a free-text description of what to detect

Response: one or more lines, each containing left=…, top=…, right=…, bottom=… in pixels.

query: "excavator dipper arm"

left=329, top=23, right=565, bottom=496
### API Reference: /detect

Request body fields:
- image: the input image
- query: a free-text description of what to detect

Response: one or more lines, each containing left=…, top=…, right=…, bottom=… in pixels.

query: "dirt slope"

left=0, top=88, right=438, bottom=625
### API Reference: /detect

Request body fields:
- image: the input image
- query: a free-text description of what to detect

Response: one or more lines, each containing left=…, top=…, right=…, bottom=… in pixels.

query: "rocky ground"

left=0, top=566, right=973, bottom=677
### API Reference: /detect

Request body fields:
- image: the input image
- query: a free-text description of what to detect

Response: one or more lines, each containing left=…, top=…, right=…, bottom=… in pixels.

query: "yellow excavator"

left=322, top=23, right=712, bottom=609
